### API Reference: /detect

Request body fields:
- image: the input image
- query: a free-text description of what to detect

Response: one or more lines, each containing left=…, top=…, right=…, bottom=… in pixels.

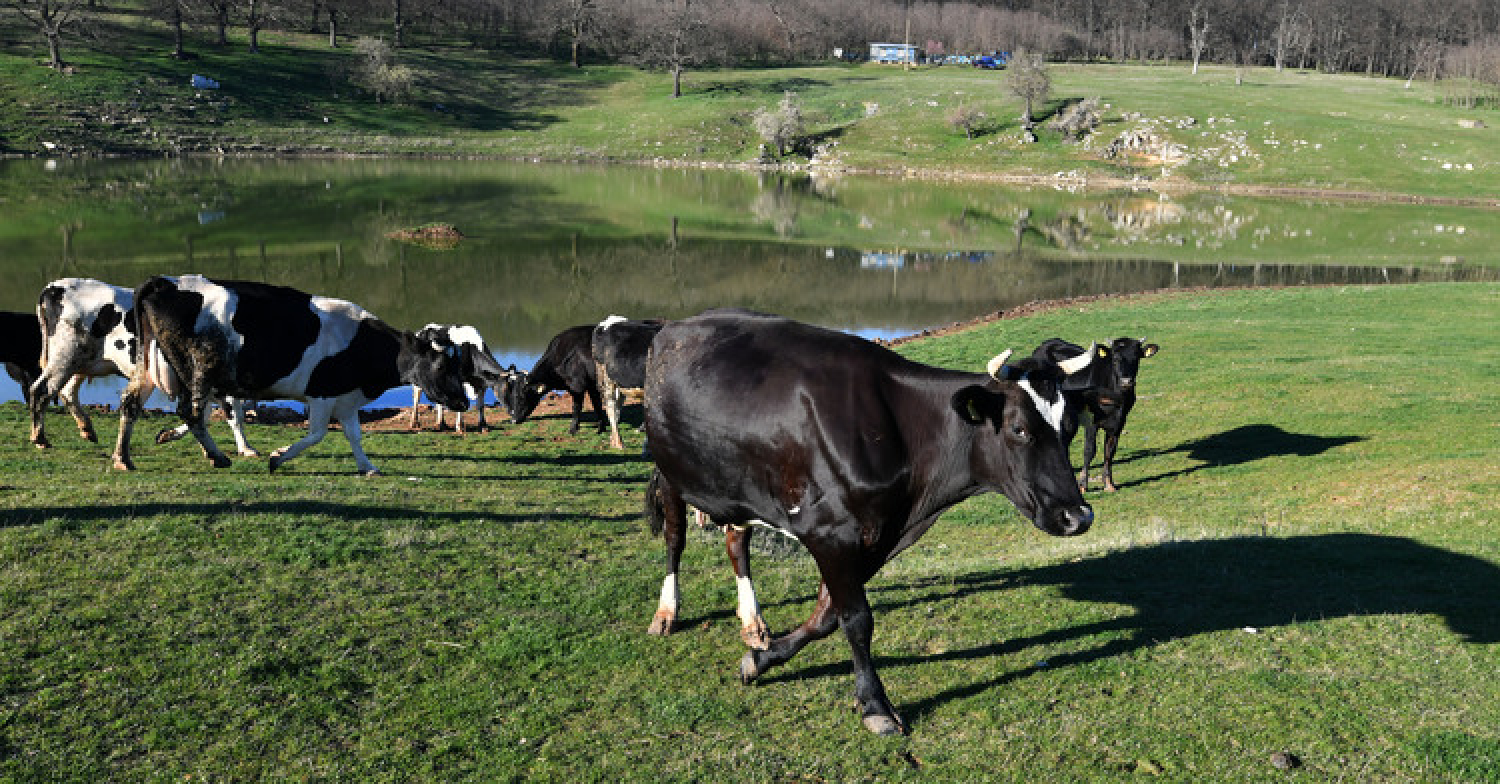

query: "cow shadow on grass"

left=1111, top=424, right=1364, bottom=489
left=753, top=533, right=1499, bottom=723
left=3, top=500, right=645, bottom=529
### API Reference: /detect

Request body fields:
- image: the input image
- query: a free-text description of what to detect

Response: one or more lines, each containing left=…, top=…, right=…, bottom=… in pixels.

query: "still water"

left=2, top=157, right=1494, bottom=408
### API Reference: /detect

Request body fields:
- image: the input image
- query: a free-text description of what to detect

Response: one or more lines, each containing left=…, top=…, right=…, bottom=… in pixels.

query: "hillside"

left=1, top=12, right=1497, bottom=201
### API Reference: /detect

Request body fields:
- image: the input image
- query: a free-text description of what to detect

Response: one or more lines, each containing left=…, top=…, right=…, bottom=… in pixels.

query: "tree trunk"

left=216, top=5, right=229, bottom=46
left=393, top=0, right=404, bottom=47
left=672, top=65, right=682, bottom=98
left=328, top=8, right=338, bottom=48
left=248, top=0, right=261, bottom=53
left=46, top=29, right=64, bottom=69
left=571, top=38, right=581, bottom=67
left=171, top=4, right=185, bottom=59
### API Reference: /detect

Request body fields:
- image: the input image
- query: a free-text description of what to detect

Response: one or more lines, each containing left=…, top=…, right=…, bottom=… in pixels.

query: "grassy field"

left=2, top=10, right=1497, bottom=201
left=2, top=283, right=1497, bottom=781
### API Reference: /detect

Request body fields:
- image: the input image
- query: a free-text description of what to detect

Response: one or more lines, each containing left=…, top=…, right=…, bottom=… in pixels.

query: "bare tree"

left=1187, top=1, right=1212, bottom=74
left=8, top=0, right=88, bottom=69
left=630, top=0, right=705, bottom=98
left=1003, top=49, right=1050, bottom=137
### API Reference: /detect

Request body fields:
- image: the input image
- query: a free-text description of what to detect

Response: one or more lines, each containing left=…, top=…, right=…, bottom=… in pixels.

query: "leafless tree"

left=625, top=0, right=706, bottom=98
left=1187, top=1, right=1211, bottom=74
left=8, top=0, right=88, bottom=68
left=1003, top=49, right=1050, bottom=135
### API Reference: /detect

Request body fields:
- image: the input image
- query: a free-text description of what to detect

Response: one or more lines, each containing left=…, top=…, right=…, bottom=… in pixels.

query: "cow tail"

left=132, top=293, right=179, bottom=400
left=644, top=467, right=668, bottom=537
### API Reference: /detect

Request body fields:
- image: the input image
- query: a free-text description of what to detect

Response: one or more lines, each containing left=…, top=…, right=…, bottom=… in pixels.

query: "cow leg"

left=1100, top=425, right=1123, bottom=492
left=110, top=373, right=157, bottom=471
left=178, top=396, right=232, bottom=468
left=267, top=400, right=335, bottom=473
left=408, top=386, right=423, bottom=429
left=337, top=407, right=381, bottom=476
left=5, top=364, right=37, bottom=407
left=223, top=397, right=259, bottom=457
left=586, top=385, right=607, bottom=433
left=598, top=364, right=625, bottom=449
left=1078, top=415, right=1100, bottom=491
left=473, top=396, right=487, bottom=433
left=834, top=581, right=904, bottom=735
left=568, top=390, right=586, bottom=434
left=27, top=372, right=58, bottom=448
left=727, top=526, right=770, bottom=650
left=60, top=375, right=97, bottom=443
left=648, top=483, right=689, bottom=636
left=739, top=580, right=839, bottom=681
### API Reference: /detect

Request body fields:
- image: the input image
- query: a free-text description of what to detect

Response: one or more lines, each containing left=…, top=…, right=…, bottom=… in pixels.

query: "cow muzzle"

left=1049, top=504, right=1094, bottom=537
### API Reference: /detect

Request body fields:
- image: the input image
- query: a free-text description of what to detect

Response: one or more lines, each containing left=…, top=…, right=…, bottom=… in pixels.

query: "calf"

left=1032, top=337, right=1159, bottom=492
left=592, top=315, right=665, bottom=450
left=408, top=324, right=519, bottom=434
left=506, top=325, right=605, bottom=434
left=28, top=278, right=254, bottom=455
left=644, top=309, right=1096, bottom=734
left=1, top=310, right=42, bottom=406
left=112, top=275, right=470, bottom=475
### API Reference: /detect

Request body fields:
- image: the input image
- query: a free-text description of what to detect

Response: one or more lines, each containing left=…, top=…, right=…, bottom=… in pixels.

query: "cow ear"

left=951, top=385, right=1000, bottom=426
left=1143, top=343, right=1159, bottom=357
left=1096, top=345, right=1109, bottom=358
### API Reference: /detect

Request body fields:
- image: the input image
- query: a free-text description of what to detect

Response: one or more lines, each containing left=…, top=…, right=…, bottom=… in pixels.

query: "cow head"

left=401, top=335, right=471, bottom=413
left=953, top=351, right=1095, bottom=537
left=1101, top=337, right=1159, bottom=389
left=505, top=371, right=546, bottom=424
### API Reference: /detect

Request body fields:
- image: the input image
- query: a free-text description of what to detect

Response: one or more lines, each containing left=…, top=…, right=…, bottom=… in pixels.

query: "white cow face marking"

left=1018, top=378, right=1067, bottom=436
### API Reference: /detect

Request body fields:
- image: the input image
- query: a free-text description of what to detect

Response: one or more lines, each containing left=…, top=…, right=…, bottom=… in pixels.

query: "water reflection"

left=0, top=157, right=1494, bottom=408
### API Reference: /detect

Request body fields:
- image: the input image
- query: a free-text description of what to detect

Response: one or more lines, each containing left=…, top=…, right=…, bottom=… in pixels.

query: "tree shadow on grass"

left=755, top=533, right=1499, bottom=724
left=1114, top=424, right=1364, bottom=488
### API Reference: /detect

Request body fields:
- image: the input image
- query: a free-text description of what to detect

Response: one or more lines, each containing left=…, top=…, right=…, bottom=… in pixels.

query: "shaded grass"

left=1, top=284, right=1497, bottom=781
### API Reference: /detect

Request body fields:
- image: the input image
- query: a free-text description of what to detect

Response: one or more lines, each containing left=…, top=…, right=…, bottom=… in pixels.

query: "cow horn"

left=985, top=349, right=1014, bottom=381
left=1057, top=343, right=1097, bottom=375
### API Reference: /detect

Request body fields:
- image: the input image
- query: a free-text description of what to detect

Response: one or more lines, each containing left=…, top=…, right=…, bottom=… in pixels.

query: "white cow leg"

left=267, top=400, right=334, bottom=473
left=648, top=573, right=679, bottom=636
left=225, top=398, right=259, bottom=457
left=338, top=407, right=380, bottom=476
left=736, top=576, right=770, bottom=650
left=408, top=386, right=423, bottom=429
left=59, top=375, right=97, bottom=443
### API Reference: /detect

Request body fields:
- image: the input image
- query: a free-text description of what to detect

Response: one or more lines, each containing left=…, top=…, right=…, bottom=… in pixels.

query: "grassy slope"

left=1, top=283, right=1496, bottom=781
left=2, top=13, right=1497, bottom=200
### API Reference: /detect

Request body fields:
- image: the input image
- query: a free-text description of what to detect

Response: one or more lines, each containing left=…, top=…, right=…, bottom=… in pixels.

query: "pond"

left=2, top=157, right=1495, bottom=408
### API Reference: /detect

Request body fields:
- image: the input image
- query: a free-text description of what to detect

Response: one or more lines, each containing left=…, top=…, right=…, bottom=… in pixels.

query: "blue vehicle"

left=974, top=52, right=1010, bottom=69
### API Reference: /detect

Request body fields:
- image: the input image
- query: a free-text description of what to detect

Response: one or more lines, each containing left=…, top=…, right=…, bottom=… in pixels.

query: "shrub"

left=354, top=37, right=415, bottom=104
left=947, top=105, right=984, bottom=139
left=753, top=91, right=804, bottom=157
left=1047, top=96, right=1103, bottom=142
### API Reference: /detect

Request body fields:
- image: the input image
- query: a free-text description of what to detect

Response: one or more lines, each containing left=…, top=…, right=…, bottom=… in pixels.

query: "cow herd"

left=5, top=274, right=1159, bottom=736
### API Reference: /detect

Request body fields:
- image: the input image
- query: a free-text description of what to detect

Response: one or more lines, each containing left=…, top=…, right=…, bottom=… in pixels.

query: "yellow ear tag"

left=1098, top=347, right=1109, bottom=357
left=967, top=398, right=984, bottom=422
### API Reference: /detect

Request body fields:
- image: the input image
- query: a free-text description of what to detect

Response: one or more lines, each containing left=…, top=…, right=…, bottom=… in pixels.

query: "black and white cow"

left=643, top=309, right=1096, bottom=735
left=592, top=315, right=665, bottom=450
left=1, top=310, right=43, bottom=406
left=507, top=325, right=605, bottom=434
left=29, top=278, right=254, bottom=456
left=1032, top=337, right=1160, bottom=492
left=408, top=323, right=519, bottom=434
left=111, top=275, right=470, bottom=475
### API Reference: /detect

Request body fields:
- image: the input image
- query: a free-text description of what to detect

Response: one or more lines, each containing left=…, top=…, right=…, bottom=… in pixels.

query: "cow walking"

left=644, top=309, right=1096, bottom=735
left=113, top=275, right=470, bottom=475
left=1032, top=337, right=1159, bottom=492
left=28, top=278, right=254, bottom=456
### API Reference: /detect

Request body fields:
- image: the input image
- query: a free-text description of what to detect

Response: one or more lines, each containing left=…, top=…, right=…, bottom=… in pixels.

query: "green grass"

left=2, top=283, right=1497, bottom=781
left=3, top=11, right=1497, bottom=200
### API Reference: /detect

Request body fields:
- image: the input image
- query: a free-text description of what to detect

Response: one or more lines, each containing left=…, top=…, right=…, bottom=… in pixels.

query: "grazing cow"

left=1, top=310, right=43, bottom=405
left=507, top=325, right=605, bottom=434
left=592, top=315, right=665, bottom=450
left=28, top=278, right=254, bottom=456
left=1031, top=337, right=1159, bottom=492
left=643, top=309, right=1097, bottom=735
left=408, top=324, right=520, bottom=434
left=111, top=275, right=470, bottom=475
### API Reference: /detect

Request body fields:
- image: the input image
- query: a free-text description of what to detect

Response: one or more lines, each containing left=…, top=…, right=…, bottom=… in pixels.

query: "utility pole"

left=903, top=0, right=911, bottom=71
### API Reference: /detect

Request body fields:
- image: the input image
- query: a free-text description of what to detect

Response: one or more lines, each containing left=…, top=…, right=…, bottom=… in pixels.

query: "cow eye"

left=1009, top=422, right=1029, bottom=441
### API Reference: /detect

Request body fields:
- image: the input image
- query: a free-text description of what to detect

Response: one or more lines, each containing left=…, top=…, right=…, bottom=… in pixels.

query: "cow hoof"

left=862, top=714, right=905, bottom=736
left=740, top=618, right=771, bottom=651
left=268, top=450, right=286, bottom=472
left=647, top=610, right=675, bottom=637
left=154, top=427, right=180, bottom=445
left=239, top=449, right=261, bottom=458
left=1103, top=483, right=1119, bottom=493
left=112, top=457, right=134, bottom=472
left=209, top=455, right=232, bottom=469
left=80, top=428, right=98, bottom=443
left=738, top=651, right=763, bottom=683
left=33, top=440, right=51, bottom=450
left=361, top=469, right=383, bottom=478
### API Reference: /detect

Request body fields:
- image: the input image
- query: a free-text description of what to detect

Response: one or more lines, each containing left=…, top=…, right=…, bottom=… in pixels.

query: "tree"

left=1003, top=49, right=1050, bottom=137
left=1187, top=1, right=1212, bottom=74
left=10, top=0, right=88, bottom=69
left=753, top=90, right=804, bottom=156
left=631, top=0, right=706, bottom=98
left=353, top=36, right=415, bottom=102
left=947, top=104, right=983, bottom=139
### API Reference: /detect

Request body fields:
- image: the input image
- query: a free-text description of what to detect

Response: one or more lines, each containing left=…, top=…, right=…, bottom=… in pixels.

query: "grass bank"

left=2, top=12, right=1497, bottom=202
left=2, top=283, right=1497, bottom=781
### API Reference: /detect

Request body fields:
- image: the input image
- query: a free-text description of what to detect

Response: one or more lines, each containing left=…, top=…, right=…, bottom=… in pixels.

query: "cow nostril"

left=1067, top=505, right=1094, bottom=534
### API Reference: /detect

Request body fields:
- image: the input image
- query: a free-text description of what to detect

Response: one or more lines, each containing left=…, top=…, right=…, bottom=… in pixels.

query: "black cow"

left=111, top=275, right=470, bottom=475
left=507, top=325, right=605, bottom=434
left=409, top=323, right=520, bottom=434
left=643, top=309, right=1097, bottom=735
left=592, top=315, right=665, bottom=450
left=1, top=310, right=42, bottom=406
left=1032, top=337, right=1160, bottom=492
